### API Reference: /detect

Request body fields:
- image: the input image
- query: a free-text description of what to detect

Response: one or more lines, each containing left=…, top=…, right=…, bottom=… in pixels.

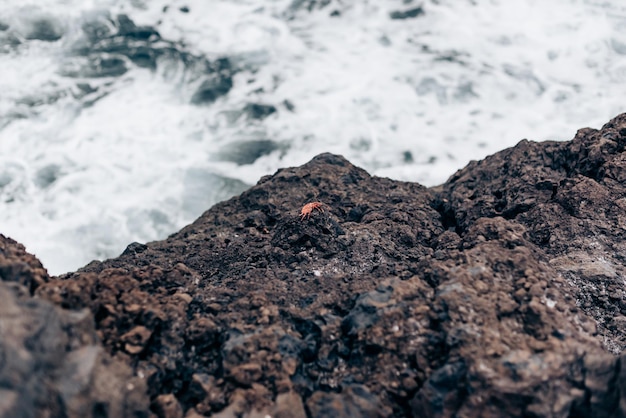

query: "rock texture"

left=5, top=114, right=626, bottom=417
left=0, top=236, right=149, bottom=418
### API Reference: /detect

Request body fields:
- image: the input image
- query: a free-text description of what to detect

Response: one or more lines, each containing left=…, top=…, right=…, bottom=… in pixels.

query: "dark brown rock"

left=273, top=391, right=307, bottom=418
left=153, top=393, right=184, bottom=418
left=441, top=114, right=626, bottom=355
left=8, top=114, right=626, bottom=417
left=121, top=325, right=153, bottom=354
left=0, top=234, right=49, bottom=293
left=0, top=236, right=149, bottom=417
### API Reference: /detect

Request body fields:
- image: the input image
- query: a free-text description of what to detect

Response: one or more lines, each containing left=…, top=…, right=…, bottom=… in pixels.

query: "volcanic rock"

left=0, top=233, right=49, bottom=294
left=5, top=114, right=626, bottom=417
left=0, top=235, right=148, bottom=418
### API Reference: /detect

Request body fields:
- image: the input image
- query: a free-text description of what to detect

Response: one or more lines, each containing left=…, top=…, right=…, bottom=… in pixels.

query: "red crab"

left=300, top=202, right=325, bottom=221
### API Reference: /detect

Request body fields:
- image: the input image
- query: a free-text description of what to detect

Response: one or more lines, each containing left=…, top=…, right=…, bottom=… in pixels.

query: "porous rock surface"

left=0, top=236, right=148, bottom=418
left=5, top=114, right=626, bottom=417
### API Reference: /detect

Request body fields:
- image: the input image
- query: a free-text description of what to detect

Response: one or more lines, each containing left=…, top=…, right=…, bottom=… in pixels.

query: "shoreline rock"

left=4, top=114, right=626, bottom=417
left=0, top=236, right=148, bottom=418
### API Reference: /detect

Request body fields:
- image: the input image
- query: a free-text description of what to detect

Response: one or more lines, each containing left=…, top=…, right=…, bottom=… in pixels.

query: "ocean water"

left=1, top=0, right=625, bottom=275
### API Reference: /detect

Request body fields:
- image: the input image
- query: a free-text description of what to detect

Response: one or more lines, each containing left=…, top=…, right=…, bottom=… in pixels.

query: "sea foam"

left=1, top=0, right=625, bottom=274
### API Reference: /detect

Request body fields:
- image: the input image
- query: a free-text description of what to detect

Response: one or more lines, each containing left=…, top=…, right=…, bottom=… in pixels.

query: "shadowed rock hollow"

left=4, top=114, right=626, bottom=417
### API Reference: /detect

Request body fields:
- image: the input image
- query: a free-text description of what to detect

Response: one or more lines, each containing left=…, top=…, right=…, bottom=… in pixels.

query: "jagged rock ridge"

left=3, top=114, right=626, bottom=417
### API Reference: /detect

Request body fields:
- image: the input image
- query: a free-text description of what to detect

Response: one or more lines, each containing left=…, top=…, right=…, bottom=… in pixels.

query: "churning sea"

left=1, top=0, right=625, bottom=275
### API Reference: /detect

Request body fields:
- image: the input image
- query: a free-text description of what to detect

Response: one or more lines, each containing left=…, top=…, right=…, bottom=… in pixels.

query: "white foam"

left=1, top=0, right=626, bottom=274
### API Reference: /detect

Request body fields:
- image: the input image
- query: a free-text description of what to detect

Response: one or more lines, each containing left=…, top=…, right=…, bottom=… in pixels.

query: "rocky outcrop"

left=0, top=233, right=49, bottom=294
left=0, top=236, right=148, bottom=418
left=5, top=114, right=626, bottom=417
left=440, top=115, right=626, bottom=354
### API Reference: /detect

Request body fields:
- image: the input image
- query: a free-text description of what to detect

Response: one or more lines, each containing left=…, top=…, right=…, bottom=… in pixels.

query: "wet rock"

left=243, top=103, right=277, bottom=120
left=34, top=163, right=62, bottom=188
left=389, top=7, right=425, bottom=20
left=21, top=113, right=626, bottom=416
left=341, top=284, right=394, bottom=336
left=116, top=14, right=160, bottom=41
left=60, top=56, right=129, bottom=78
left=288, top=0, right=333, bottom=14
left=71, top=13, right=221, bottom=77
left=215, top=139, right=286, bottom=165
left=190, top=73, right=233, bottom=104
left=410, top=361, right=467, bottom=418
